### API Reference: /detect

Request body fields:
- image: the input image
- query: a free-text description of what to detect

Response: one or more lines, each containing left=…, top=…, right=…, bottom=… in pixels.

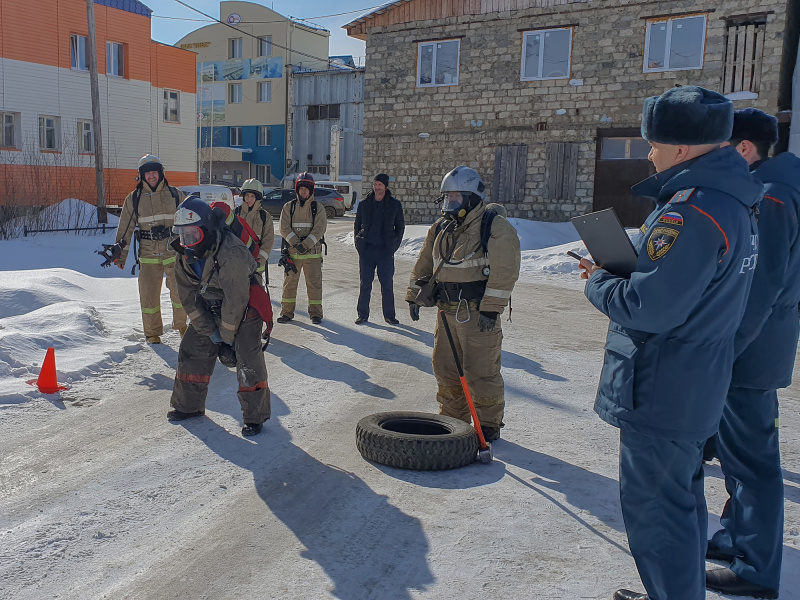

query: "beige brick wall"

left=360, top=0, right=790, bottom=222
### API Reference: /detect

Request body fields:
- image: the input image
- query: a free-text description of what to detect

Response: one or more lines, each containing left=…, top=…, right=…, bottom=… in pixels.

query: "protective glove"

left=299, top=238, right=315, bottom=252
left=96, top=241, right=125, bottom=268
left=217, top=343, right=237, bottom=368
left=278, top=255, right=297, bottom=274
left=409, top=302, right=420, bottom=322
left=209, top=329, right=223, bottom=345
left=478, top=312, right=498, bottom=332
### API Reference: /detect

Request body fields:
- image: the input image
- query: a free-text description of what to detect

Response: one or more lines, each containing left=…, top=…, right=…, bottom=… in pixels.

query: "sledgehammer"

left=438, top=310, right=493, bottom=464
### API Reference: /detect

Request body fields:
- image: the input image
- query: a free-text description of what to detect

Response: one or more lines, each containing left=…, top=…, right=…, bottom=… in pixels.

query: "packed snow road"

left=1, top=217, right=799, bottom=599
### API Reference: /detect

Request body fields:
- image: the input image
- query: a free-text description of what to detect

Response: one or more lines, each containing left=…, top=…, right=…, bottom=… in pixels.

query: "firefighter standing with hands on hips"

left=277, top=172, right=327, bottom=325
left=577, top=86, right=762, bottom=600
left=106, top=154, right=187, bottom=344
left=167, top=197, right=271, bottom=437
left=406, top=166, right=520, bottom=443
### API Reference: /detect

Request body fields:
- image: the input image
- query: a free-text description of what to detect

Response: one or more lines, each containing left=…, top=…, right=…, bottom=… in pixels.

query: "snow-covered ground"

left=1, top=202, right=798, bottom=599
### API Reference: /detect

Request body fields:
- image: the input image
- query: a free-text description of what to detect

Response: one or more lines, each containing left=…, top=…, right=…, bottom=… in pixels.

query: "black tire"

left=325, top=206, right=335, bottom=219
left=356, top=411, right=478, bottom=470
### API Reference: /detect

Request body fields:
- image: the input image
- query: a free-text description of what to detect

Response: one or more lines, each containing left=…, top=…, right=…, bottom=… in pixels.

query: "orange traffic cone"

left=27, top=347, right=68, bottom=394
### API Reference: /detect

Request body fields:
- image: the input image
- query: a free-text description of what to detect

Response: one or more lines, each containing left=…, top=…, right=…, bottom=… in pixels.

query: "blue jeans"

left=357, top=245, right=396, bottom=320
left=619, top=429, right=707, bottom=600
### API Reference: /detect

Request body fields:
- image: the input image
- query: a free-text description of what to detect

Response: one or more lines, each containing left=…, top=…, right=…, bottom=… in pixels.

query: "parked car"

left=261, top=188, right=346, bottom=219
left=315, top=181, right=357, bottom=210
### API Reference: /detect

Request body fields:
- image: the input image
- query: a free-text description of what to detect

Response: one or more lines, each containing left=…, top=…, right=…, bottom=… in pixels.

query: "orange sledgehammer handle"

left=438, top=310, right=489, bottom=451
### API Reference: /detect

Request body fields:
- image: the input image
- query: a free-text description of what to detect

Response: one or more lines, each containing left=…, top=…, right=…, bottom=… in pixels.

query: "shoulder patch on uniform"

left=647, top=226, right=680, bottom=261
left=668, top=188, right=696, bottom=204
left=658, top=211, right=684, bottom=226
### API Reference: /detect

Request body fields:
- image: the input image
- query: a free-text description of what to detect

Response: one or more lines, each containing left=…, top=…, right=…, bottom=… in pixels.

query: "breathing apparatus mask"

left=172, top=198, right=220, bottom=263
left=438, top=166, right=486, bottom=224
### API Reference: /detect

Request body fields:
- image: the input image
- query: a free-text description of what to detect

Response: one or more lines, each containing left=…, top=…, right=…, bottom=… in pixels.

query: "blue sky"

left=147, top=0, right=369, bottom=60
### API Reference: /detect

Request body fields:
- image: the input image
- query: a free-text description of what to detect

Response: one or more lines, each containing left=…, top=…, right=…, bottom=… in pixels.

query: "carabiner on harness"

left=455, top=289, right=470, bottom=324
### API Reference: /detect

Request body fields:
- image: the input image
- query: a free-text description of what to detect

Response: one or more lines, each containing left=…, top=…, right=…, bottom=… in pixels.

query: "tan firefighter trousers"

left=138, top=258, right=187, bottom=338
left=170, top=311, right=271, bottom=424
left=280, top=256, right=323, bottom=320
left=432, top=309, right=505, bottom=430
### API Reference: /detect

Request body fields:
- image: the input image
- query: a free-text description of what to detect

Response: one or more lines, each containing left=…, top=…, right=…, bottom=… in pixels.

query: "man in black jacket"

left=354, top=173, right=405, bottom=324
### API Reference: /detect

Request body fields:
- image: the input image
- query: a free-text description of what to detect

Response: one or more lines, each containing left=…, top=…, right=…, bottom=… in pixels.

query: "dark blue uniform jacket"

left=587, top=147, right=762, bottom=441
left=732, top=152, right=800, bottom=389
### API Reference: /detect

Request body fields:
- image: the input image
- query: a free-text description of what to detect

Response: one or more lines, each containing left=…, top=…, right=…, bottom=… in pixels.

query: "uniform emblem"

left=647, top=227, right=680, bottom=261
left=639, top=224, right=648, bottom=234
left=658, top=211, right=684, bottom=226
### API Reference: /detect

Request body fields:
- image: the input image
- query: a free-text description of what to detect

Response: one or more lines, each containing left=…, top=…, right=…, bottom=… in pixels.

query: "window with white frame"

left=229, top=83, right=242, bottom=104
left=39, top=116, right=60, bottom=151
left=230, top=127, right=242, bottom=146
left=78, top=120, right=93, bottom=153
left=257, top=81, right=272, bottom=103
left=163, top=90, right=180, bottom=122
left=258, top=125, right=271, bottom=146
left=521, top=28, right=573, bottom=81
left=106, top=41, right=124, bottom=77
left=1, top=112, right=19, bottom=148
left=71, top=34, right=88, bottom=71
left=256, top=164, right=271, bottom=184
left=229, top=38, right=242, bottom=59
left=417, top=39, right=460, bottom=87
left=258, top=36, right=272, bottom=57
left=644, top=15, right=707, bottom=72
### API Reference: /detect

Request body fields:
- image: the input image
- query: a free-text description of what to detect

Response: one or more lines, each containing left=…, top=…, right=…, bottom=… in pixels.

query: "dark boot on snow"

left=706, top=568, right=778, bottom=599
left=276, top=315, right=293, bottom=324
left=613, top=590, right=648, bottom=600
left=167, top=409, right=205, bottom=422
left=481, top=426, right=501, bottom=442
left=242, top=423, right=263, bottom=437
left=311, top=316, right=322, bottom=325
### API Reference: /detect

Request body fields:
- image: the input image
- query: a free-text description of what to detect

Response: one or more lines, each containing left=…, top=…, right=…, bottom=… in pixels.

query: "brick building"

left=345, top=0, right=800, bottom=225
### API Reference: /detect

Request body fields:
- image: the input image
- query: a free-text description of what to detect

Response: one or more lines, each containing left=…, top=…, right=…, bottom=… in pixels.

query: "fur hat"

left=374, top=173, right=390, bottom=187
left=641, top=86, right=733, bottom=145
left=731, top=108, right=779, bottom=146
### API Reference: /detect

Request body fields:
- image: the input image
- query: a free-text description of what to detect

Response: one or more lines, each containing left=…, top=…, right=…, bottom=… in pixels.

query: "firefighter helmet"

left=241, top=178, right=264, bottom=201
left=295, top=172, right=315, bottom=196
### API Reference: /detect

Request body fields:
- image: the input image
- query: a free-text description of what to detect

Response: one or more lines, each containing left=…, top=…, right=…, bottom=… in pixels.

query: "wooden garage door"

left=593, top=129, right=656, bottom=227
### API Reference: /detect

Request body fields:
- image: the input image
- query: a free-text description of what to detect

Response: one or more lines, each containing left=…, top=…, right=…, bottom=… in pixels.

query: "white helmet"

left=440, top=166, right=486, bottom=221
left=241, top=178, right=264, bottom=200
left=138, top=154, right=162, bottom=169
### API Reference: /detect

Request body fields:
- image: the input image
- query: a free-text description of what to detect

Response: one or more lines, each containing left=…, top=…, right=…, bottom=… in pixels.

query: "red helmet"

left=295, top=172, right=315, bottom=195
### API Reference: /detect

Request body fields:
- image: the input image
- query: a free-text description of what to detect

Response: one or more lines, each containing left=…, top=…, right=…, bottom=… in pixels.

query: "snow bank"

left=0, top=269, right=141, bottom=404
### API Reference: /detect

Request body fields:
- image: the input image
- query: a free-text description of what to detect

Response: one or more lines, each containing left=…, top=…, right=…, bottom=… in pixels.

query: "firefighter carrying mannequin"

left=236, top=178, right=274, bottom=286
left=277, top=172, right=327, bottom=325
left=112, top=155, right=187, bottom=344
left=168, top=197, right=271, bottom=437
left=406, top=166, right=521, bottom=442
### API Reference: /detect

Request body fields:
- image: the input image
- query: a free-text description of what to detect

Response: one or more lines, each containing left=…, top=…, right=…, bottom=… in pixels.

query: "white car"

left=177, top=185, right=236, bottom=207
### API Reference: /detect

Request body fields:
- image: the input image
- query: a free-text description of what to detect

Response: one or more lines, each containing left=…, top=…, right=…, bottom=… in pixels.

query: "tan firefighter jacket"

left=406, top=204, right=521, bottom=314
left=174, top=230, right=256, bottom=345
left=279, top=196, right=327, bottom=259
left=238, top=198, right=275, bottom=274
left=115, top=181, right=186, bottom=268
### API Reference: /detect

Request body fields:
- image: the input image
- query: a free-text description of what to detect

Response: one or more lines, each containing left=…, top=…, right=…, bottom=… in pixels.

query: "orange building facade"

left=0, top=0, right=198, bottom=207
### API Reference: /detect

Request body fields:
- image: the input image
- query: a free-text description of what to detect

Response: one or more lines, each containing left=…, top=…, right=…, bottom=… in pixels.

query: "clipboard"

left=571, top=209, right=639, bottom=278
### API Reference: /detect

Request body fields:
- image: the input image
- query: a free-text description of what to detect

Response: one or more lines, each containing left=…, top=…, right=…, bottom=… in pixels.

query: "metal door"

left=593, top=129, right=656, bottom=227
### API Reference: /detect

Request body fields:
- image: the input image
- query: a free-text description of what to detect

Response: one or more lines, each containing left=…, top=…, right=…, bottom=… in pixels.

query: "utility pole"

left=86, top=0, right=107, bottom=224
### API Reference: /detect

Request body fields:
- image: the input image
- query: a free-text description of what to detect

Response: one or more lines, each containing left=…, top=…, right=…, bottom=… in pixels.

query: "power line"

left=170, top=0, right=360, bottom=70
left=154, top=5, right=382, bottom=23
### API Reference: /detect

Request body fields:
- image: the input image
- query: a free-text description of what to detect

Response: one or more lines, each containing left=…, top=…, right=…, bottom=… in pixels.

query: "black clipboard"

left=571, top=209, right=639, bottom=278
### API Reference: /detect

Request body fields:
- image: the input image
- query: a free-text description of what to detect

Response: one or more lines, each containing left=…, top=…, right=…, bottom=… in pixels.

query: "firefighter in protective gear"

left=406, top=166, right=521, bottom=441
left=278, top=173, right=327, bottom=324
left=235, top=178, right=274, bottom=286
left=168, top=197, right=271, bottom=437
left=114, top=154, right=187, bottom=344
